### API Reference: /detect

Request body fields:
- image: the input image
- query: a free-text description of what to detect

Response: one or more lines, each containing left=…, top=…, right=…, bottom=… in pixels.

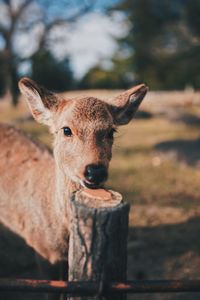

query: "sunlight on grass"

left=1, top=91, right=200, bottom=214
left=108, top=117, right=200, bottom=209
left=1, top=91, right=200, bottom=286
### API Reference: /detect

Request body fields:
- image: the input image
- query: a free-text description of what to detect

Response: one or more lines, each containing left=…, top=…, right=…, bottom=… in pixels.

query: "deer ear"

left=18, top=77, right=59, bottom=126
left=110, top=84, right=148, bottom=125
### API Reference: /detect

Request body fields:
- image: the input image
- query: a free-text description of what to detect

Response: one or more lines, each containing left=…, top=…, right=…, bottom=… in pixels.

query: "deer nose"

left=84, top=164, right=108, bottom=185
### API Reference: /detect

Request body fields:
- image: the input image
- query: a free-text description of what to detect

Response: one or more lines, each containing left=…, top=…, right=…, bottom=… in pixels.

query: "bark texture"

left=68, top=189, right=129, bottom=300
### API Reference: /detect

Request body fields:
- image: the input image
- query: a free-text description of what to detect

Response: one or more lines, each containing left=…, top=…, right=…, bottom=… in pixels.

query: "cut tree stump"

left=68, top=188, right=129, bottom=300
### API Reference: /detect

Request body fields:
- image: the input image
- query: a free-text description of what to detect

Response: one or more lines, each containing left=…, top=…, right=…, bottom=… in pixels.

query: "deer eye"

left=63, top=127, right=72, bottom=137
left=107, top=128, right=117, bottom=139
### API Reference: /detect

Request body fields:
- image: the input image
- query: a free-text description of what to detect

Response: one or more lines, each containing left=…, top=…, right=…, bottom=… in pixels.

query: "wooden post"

left=68, top=188, right=129, bottom=300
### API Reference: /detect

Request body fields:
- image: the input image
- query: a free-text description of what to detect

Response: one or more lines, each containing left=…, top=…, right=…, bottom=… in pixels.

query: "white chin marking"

left=80, top=180, right=87, bottom=188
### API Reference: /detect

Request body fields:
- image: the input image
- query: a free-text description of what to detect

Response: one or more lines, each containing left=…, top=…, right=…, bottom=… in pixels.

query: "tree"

left=0, top=52, right=7, bottom=97
left=32, top=50, right=73, bottom=92
left=0, top=0, right=94, bottom=105
left=79, top=56, right=132, bottom=89
left=112, top=0, right=200, bottom=89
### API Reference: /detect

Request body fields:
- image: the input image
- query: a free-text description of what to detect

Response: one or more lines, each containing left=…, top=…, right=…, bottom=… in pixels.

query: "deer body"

left=0, top=78, right=147, bottom=265
left=0, top=124, right=70, bottom=263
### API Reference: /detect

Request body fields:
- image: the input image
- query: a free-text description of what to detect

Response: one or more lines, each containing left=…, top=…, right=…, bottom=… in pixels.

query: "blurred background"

left=0, top=1, right=200, bottom=300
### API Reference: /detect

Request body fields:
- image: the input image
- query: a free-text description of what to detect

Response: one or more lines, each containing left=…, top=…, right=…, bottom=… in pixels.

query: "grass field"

left=0, top=90, right=200, bottom=300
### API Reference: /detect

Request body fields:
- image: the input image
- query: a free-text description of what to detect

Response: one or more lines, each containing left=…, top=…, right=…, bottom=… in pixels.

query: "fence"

left=0, top=278, right=200, bottom=296
left=1, top=188, right=200, bottom=299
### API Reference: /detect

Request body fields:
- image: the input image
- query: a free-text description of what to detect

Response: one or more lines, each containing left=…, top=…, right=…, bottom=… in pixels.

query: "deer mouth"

left=82, top=180, right=103, bottom=189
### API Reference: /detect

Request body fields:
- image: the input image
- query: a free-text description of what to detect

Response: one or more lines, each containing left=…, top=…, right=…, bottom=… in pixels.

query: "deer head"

left=19, top=78, right=148, bottom=189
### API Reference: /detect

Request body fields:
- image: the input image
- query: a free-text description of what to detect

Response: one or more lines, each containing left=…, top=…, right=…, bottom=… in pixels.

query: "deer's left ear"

left=18, top=77, right=59, bottom=126
left=110, top=84, right=148, bottom=125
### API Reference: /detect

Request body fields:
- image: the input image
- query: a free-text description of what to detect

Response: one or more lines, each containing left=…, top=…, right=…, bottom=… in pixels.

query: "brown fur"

left=0, top=78, right=147, bottom=264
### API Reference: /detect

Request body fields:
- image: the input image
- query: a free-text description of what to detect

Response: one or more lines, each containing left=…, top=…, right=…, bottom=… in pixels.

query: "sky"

left=0, top=0, right=126, bottom=78
left=0, top=0, right=127, bottom=78
left=16, top=10, right=127, bottom=78
left=50, top=12, right=128, bottom=78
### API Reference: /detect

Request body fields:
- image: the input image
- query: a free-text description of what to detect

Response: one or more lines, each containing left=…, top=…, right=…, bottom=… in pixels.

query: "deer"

left=0, top=78, right=148, bottom=280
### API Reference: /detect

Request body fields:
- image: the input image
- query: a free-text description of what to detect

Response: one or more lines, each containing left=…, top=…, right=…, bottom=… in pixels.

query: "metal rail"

left=0, top=279, right=200, bottom=295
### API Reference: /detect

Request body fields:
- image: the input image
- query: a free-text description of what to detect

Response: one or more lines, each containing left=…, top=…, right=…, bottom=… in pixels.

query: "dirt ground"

left=0, top=90, right=200, bottom=300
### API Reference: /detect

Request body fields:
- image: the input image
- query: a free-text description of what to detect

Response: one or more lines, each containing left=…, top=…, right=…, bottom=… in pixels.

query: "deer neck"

left=53, top=160, right=81, bottom=218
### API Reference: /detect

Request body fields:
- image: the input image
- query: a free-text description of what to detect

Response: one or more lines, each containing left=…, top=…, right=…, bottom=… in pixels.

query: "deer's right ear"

left=18, top=77, right=59, bottom=126
left=109, top=84, right=148, bottom=125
